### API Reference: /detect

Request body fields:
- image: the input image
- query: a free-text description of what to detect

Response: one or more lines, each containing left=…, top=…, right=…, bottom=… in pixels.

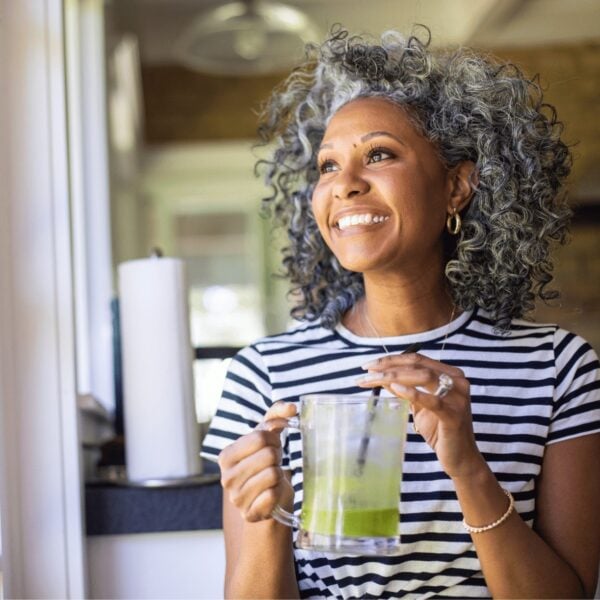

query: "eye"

left=318, top=159, right=338, bottom=174
left=367, top=146, right=395, bottom=164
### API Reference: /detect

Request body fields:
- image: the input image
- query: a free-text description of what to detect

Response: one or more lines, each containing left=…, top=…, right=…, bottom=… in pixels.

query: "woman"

left=201, top=28, right=600, bottom=598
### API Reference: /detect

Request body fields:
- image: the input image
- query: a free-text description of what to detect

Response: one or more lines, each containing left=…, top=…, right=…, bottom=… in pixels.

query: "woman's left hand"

left=357, top=353, right=486, bottom=479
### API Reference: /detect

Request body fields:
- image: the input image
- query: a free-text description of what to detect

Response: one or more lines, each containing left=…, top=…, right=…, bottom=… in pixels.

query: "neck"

left=350, top=276, right=457, bottom=337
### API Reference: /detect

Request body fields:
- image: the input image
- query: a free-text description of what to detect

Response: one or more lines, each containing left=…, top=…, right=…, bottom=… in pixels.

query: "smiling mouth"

left=335, top=213, right=390, bottom=231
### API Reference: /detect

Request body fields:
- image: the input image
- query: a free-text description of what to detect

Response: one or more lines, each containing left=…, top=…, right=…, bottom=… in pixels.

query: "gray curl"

left=256, top=26, right=572, bottom=331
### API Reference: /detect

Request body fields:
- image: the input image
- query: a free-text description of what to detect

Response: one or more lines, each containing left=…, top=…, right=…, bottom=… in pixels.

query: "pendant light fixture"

left=173, top=0, right=322, bottom=76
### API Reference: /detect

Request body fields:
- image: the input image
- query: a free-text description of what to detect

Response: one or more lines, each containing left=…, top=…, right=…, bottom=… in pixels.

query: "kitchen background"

left=102, top=0, right=600, bottom=423
left=87, top=5, right=600, bottom=592
left=2, top=2, right=598, bottom=598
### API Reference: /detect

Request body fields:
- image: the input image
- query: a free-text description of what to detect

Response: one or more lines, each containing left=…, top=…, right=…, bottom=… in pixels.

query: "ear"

left=447, top=161, right=477, bottom=214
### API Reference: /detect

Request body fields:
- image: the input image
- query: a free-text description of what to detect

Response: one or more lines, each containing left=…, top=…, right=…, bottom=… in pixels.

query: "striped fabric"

left=201, top=308, right=600, bottom=599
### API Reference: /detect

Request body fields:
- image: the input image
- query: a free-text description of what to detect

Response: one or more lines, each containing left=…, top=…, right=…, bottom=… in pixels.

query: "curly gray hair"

left=256, top=26, right=572, bottom=331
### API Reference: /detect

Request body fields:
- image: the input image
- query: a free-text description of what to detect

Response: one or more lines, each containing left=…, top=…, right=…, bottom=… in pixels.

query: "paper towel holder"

left=119, top=253, right=204, bottom=484
left=149, top=247, right=164, bottom=258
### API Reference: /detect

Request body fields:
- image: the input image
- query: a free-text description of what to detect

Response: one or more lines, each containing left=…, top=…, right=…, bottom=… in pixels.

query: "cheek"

left=310, top=191, right=330, bottom=237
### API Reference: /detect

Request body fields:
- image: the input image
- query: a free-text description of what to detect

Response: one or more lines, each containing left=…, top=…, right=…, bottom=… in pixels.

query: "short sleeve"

left=201, top=344, right=273, bottom=462
left=548, top=329, right=600, bottom=444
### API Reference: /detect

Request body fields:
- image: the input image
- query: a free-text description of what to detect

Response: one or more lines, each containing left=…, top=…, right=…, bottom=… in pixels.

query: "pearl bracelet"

left=462, top=489, right=515, bottom=534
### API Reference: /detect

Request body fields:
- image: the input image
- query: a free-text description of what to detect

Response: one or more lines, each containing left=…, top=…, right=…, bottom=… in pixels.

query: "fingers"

left=357, top=365, right=468, bottom=396
left=357, top=365, right=442, bottom=391
left=244, top=480, right=291, bottom=522
left=219, top=401, right=296, bottom=468
left=219, top=436, right=286, bottom=520
left=263, top=400, right=298, bottom=422
left=256, top=400, right=298, bottom=431
left=221, top=443, right=282, bottom=489
left=225, top=450, right=286, bottom=520
left=356, top=354, right=470, bottom=419
left=362, top=352, right=465, bottom=379
left=237, top=468, right=286, bottom=521
left=358, top=352, right=467, bottom=396
left=389, top=381, right=447, bottom=413
left=218, top=427, right=282, bottom=470
left=218, top=400, right=297, bottom=523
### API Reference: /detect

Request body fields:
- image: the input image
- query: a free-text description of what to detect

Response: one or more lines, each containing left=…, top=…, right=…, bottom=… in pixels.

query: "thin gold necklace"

left=359, top=301, right=457, bottom=435
left=360, top=301, right=457, bottom=359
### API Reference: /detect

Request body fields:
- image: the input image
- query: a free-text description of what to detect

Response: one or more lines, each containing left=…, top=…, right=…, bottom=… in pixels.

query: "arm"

left=223, top=471, right=299, bottom=599
left=218, top=402, right=300, bottom=599
left=358, top=352, right=600, bottom=598
left=453, top=433, right=600, bottom=598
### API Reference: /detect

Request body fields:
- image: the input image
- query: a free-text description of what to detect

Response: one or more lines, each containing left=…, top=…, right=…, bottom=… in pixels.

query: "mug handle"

left=270, top=414, right=301, bottom=528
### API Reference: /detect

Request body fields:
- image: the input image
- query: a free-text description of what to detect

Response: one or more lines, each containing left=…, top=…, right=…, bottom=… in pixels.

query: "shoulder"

left=466, top=309, right=597, bottom=356
left=246, top=319, right=337, bottom=356
left=463, top=309, right=599, bottom=378
left=225, top=320, right=334, bottom=373
left=469, top=308, right=558, bottom=341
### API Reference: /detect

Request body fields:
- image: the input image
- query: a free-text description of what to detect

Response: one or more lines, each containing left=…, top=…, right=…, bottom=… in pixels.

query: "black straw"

left=355, top=342, right=422, bottom=475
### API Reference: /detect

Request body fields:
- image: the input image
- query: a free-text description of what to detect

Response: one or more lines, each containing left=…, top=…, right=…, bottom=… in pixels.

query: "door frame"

left=0, top=1, right=86, bottom=596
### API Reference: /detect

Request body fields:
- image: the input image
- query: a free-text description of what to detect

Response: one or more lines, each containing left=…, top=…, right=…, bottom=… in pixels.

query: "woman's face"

left=312, top=96, right=459, bottom=278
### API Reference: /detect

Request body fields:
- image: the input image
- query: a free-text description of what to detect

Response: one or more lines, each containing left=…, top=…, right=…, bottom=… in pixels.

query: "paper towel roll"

left=118, top=256, right=201, bottom=481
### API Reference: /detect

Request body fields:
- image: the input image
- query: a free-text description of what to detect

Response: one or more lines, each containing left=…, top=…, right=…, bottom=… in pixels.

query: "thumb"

left=258, top=401, right=297, bottom=432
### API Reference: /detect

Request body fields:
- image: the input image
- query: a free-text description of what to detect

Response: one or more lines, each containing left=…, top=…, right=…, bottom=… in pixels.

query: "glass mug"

left=272, top=394, right=409, bottom=555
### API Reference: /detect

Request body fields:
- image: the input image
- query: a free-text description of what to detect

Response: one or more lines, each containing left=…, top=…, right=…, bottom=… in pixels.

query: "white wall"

left=87, top=530, right=225, bottom=599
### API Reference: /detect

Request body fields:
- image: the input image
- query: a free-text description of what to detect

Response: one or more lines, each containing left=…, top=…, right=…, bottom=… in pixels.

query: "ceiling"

left=110, top=0, right=600, bottom=59
left=106, top=0, right=600, bottom=200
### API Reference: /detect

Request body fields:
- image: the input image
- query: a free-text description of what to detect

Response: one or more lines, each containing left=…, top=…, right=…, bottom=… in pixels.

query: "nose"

left=332, top=168, right=370, bottom=200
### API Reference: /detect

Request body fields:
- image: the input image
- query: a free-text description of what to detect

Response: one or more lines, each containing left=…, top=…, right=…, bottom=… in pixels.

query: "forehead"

left=323, top=96, right=420, bottom=141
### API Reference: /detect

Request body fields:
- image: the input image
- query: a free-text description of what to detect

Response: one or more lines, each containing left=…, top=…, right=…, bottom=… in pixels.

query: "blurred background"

left=2, top=1, right=599, bottom=598
left=99, top=5, right=600, bottom=591
left=103, top=0, right=600, bottom=361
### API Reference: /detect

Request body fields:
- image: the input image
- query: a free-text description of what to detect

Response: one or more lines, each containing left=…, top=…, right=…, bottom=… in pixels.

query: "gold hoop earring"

left=446, top=210, right=461, bottom=235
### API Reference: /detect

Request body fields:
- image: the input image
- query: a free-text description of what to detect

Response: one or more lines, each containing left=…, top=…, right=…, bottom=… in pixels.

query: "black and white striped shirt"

left=202, top=308, right=600, bottom=598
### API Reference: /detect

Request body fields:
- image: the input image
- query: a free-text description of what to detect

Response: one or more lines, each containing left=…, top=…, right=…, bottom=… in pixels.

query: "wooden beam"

left=141, top=64, right=285, bottom=141
left=140, top=42, right=600, bottom=193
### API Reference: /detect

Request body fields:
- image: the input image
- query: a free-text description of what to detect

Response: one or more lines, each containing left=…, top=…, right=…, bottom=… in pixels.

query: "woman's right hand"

left=218, top=401, right=297, bottom=523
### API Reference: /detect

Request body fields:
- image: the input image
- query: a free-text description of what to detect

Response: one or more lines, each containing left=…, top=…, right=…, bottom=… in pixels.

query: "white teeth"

left=336, top=213, right=388, bottom=231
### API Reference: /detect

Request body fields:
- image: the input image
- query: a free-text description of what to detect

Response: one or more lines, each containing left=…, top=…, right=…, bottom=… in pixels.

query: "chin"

left=337, top=257, right=376, bottom=274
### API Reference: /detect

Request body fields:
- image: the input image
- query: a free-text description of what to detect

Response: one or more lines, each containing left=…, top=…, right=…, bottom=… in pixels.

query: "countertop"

left=85, top=461, right=223, bottom=536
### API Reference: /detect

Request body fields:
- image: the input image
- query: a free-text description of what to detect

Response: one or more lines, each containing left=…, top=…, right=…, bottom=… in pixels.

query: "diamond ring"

left=433, top=373, right=453, bottom=398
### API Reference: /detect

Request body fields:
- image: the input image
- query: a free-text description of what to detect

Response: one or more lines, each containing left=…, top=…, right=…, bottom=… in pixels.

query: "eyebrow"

left=361, top=131, right=406, bottom=145
left=318, top=130, right=406, bottom=152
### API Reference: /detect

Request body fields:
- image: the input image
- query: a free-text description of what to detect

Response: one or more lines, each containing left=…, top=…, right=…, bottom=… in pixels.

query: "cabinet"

left=88, top=530, right=225, bottom=599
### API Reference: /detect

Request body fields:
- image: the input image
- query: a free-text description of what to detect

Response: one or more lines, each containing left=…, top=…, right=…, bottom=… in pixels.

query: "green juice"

left=302, top=474, right=400, bottom=538
left=302, top=507, right=398, bottom=537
